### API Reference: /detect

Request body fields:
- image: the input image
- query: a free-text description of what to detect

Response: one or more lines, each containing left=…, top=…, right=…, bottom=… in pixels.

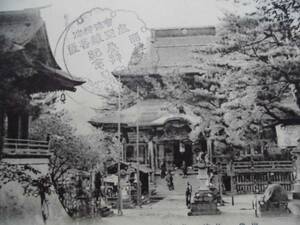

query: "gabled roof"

left=0, top=8, right=85, bottom=92
left=29, top=61, right=85, bottom=92
left=90, top=99, right=199, bottom=128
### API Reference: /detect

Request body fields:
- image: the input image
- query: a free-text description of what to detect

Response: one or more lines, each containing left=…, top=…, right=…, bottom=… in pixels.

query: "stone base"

left=188, top=210, right=221, bottom=216
left=111, top=198, right=135, bottom=209
left=188, top=202, right=221, bottom=216
left=187, top=189, right=221, bottom=216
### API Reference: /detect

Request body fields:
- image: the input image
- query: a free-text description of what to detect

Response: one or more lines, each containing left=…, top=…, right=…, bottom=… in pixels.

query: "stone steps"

left=154, top=169, right=203, bottom=196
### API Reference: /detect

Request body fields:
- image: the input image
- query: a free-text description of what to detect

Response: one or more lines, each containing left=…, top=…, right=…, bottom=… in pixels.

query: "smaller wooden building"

left=90, top=99, right=200, bottom=171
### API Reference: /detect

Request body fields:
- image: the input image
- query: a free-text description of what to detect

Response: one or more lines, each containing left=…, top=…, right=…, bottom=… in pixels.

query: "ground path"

left=3, top=171, right=299, bottom=225
left=100, top=194, right=300, bottom=225
left=76, top=171, right=300, bottom=225
left=99, top=171, right=299, bottom=225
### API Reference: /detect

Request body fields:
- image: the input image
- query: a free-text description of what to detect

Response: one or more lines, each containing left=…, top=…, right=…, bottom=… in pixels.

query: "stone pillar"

left=198, top=167, right=209, bottom=191
left=207, top=138, right=212, bottom=164
left=292, top=148, right=300, bottom=199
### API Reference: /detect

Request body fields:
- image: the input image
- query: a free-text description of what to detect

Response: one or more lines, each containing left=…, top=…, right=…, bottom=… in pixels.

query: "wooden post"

left=228, top=160, right=235, bottom=205
left=117, top=74, right=123, bottom=216
left=154, top=141, right=158, bottom=177
left=230, top=175, right=235, bottom=205
left=149, top=140, right=155, bottom=183
left=218, top=163, right=224, bottom=206
left=0, top=107, right=4, bottom=159
left=136, top=87, right=141, bottom=207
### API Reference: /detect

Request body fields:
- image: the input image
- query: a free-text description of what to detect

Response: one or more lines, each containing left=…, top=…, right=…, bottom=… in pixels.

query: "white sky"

left=0, top=0, right=241, bottom=135
left=0, top=0, right=239, bottom=40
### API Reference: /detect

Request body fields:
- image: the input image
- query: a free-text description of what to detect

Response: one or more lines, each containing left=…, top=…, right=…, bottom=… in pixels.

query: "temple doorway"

left=172, top=141, right=193, bottom=168
left=157, top=140, right=194, bottom=170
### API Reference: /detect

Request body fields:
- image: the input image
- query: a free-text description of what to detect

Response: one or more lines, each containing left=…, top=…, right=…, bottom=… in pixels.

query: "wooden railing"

left=220, top=160, right=294, bottom=174
left=3, top=138, right=51, bottom=157
left=219, top=160, right=295, bottom=194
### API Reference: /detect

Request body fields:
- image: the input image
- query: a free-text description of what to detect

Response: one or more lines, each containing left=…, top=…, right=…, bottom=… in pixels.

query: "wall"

left=276, top=124, right=300, bottom=148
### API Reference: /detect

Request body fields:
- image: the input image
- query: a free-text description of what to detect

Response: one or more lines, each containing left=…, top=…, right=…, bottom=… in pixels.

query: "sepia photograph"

left=1, top=0, right=300, bottom=224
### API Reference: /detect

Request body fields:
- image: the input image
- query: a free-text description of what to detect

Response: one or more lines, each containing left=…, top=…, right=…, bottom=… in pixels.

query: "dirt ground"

left=1, top=172, right=300, bottom=225
left=40, top=193, right=299, bottom=225
left=97, top=194, right=300, bottom=225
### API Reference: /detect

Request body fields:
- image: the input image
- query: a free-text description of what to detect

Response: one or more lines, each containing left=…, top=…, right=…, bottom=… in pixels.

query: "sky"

left=0, top=0, right=241, bottom=135
left=0, top=0, right=237, bottom=47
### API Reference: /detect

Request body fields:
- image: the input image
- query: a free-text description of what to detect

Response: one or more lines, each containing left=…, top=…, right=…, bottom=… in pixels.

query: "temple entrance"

left=164, top=140, right=193, bottom=169
left=176, top=141, right=193, bottom=167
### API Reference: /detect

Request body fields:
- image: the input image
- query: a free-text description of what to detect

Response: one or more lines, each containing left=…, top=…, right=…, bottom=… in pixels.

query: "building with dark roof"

left=113, top=26, right=216, bottom=91
left=0, top=8, right=85, bottom=159
left=90, top=99, right=199, bottom=170
left=91, top=27, right=216, bottom=171
left=0, top=8, right=85, bottom=93
left=92, top=26, right=295, bottom=194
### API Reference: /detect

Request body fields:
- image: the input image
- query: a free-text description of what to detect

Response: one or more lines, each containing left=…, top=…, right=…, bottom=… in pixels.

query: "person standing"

left=185, top=182, right=192, bottom=207
left=182, top=160, right=188, bottom=178
left=166, top=170, right=174, bottom=190
left=161, top=160, right=166, bottom=178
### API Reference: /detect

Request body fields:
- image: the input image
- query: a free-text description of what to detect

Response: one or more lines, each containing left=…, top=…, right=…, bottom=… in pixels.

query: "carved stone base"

left=187, top=190, right=221, bottom=216
left=188, top=202, right=221, bottom=216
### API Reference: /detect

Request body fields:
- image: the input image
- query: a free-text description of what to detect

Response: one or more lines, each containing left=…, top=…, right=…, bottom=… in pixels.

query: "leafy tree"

left=100, top=0, right=300, bottom=156
left=0, top=162, right=51, bottom=195
left=29, top=110, right=120, bottom=215
left=0, top=161, right=52, bottom=223
left=29, top=110, right=119, bottom=186
left=203, top=0, right=300, bottom=150
left=216, top=0, right=300, bottom=120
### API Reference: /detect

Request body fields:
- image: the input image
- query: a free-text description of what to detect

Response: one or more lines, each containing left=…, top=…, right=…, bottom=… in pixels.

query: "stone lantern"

left=187, top=127, right=220, bottom=216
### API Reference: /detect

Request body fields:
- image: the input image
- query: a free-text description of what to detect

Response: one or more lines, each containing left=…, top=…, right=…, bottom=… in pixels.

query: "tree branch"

left=261, top=104, right=282, bottom=122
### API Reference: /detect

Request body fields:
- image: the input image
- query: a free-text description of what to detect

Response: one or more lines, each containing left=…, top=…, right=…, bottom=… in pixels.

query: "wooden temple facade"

left=90, top=27, right=218, bottom=172
left=91, top=26, right=296, bottom=194
left=90, top=99, right=199, bottom=171
left=0, top=8, right=84, bottom=160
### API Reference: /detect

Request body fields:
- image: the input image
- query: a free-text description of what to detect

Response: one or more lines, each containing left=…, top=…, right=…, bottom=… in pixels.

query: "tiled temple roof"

left=116, top=27, right=216, bottom=74
left=112, top=26, right=216, bottom=91
left=0, top=8, right=85, bottom=92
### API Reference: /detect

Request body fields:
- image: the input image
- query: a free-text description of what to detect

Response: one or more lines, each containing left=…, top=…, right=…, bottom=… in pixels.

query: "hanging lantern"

left=60, top=93, right=66, bottom=103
